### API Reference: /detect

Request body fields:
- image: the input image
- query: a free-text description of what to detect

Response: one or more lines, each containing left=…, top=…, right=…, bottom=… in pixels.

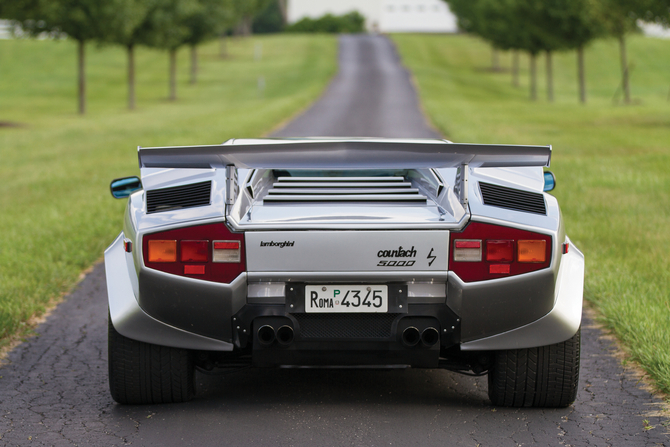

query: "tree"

left=5, top=0, right=118, bottom=114
left=542, top=0, right=603, bottom=103
left=519, top=0, right=603, bottom=103
left=104, top=0, right=154, bottom=110
left=140, top=0, right=199, bottom=101
left=183, top=0, right=234, bottom=84
left=596, top=0, right=648, bottom=104
left=446, top=0, right=503, bottom=71
left=232, top=0, right=272, bottom=36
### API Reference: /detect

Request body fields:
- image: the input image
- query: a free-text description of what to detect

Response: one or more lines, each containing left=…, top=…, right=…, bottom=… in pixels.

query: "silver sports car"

left=105, top=138, right=584, bottom=406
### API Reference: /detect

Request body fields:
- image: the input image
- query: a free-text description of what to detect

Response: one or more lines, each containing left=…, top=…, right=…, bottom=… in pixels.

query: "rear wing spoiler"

left=139, top=138, right=551, bottom=170
left=138, top=138, right=551, bottom=207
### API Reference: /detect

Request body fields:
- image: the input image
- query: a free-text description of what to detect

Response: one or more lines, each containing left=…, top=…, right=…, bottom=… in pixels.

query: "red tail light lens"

left=180, top=240, right=209, bottom=262
left=449, top=222, right=552, bottom=282
left=486, top=240, right=514, bottom=262
left=143, top=223, right=245, bottom=283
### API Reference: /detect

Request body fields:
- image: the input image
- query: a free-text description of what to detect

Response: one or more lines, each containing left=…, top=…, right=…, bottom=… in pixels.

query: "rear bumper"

left=232, top=285, right=460, bottom=367
left=105, top=233, right=583, bottom=358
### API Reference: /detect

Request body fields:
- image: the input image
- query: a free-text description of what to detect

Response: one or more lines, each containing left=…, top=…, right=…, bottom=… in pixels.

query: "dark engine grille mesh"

left=479, top=182, right=547, bottom=215
left=295, top=313, right=399, bottom=339
left=146, top=181, right=211, bottom=214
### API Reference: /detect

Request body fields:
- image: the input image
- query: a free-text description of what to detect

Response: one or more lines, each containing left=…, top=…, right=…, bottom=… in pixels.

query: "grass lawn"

left=0, top=34, right=337, bottom=345
left=393, top=33, right=670, bottom=396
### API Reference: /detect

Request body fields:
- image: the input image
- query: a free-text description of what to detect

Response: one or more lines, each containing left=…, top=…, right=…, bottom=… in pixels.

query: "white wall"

left=287, top=0, right=457, bottom=33
left=380, top=0, right=457, bottom=33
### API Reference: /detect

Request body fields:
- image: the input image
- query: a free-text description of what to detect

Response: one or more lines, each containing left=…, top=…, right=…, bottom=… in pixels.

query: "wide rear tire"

left=108, top=316, right=195, bottom=404
left=488, top=328, right=580, bottom=408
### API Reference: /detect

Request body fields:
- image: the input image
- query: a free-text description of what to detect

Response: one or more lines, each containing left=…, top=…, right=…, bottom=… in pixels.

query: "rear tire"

left=108, top=316, right=195, bottom=404
left=488, top=328, right=580, bottom=407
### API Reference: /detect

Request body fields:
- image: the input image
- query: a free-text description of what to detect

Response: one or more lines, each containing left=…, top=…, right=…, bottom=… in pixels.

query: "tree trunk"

left=77, top=39, right=86, bottom=115
left=127, top=44, right=136, bottom=110
left=190, top=45, right=197, bottom=85
left=618, top=33, right=630, bottom=104
left=491, top=47, right=500, bottom=71
left=219, top=33, right=227, bottom=59
left=529, top=53, right=537, bottom=101
left=169, top=48, right=177, bottom=101
left=512, top=50, right=519, bottom=87
left=277, top=0, right=287, bottom=26
left=577, top=45, right=586, bottom=104
left=546, top=51, right=554, bottom=103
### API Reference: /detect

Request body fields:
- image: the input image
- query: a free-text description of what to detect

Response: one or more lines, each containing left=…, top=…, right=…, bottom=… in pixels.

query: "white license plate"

left=305, top=285, right=388, bottom=313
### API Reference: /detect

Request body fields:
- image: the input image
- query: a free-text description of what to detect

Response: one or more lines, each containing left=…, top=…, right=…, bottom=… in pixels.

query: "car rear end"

left=105, top=138, right=583, bottom=406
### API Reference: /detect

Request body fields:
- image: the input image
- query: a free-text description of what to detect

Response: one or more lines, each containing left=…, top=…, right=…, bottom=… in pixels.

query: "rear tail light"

left=148, top=240, right=177, bottom=262
left=181, top=240, right=209, bottom=262
left=453, top=240, right=482, bottom=262
left=486, top=240, right=514, bottom=262
left=142, top=223, right=245, bottom=283
left=518, top=240, right=547, bottom=263
left=450, top=222, right=552, bottom=282
left=213, top=241, right=241, bottom=263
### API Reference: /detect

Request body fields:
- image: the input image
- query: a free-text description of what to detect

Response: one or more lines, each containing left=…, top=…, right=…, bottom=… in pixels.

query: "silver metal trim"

left=460, top=238, right=583, bottom=350
left=247, top=271, right=448, bottom=283
left=225, top=164, right=238, bottom=206
left=105, top=233, right=233, bottom=351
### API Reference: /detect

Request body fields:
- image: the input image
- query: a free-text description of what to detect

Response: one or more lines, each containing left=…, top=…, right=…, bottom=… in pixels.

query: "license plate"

left=305, top=285, right=388, bottom=313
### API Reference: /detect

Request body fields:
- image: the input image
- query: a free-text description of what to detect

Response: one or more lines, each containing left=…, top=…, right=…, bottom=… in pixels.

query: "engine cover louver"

left=146, top=181, right=212, bottom=214
left=479, top=182, right=546, bottom=215
left=263, top=177, right=427, bottom=204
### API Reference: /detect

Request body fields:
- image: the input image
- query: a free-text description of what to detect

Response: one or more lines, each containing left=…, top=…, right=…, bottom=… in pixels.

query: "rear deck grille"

left=479, top=182, right=546, bottom=215
left=264, top=177, right=427, bottom=203
left=146, top=181, right=211, bottom=214
left=294, top=313, right=400, bottom=339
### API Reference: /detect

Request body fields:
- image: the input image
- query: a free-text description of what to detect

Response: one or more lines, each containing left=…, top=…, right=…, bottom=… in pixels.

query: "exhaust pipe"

left=421, top=327, right=440, bottom=347
left=276, top=325, right=294, bottom=346
left=402, top=327, right=420, bottom=347
left=257, top=325, right=276, bottom=346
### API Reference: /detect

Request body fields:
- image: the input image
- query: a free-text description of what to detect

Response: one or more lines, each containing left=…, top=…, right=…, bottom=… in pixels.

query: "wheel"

left=108, top=315, right=195, bottom=404
left=487, top=327, right=580, bottom=408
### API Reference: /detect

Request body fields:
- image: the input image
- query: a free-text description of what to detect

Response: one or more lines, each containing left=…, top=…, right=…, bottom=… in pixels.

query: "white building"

left=0, top=20, right=13, bottom=39
left=287, top=0, right=458, bottom=33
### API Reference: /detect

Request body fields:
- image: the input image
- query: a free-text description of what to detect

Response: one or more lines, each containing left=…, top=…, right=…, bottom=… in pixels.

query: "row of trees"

left=445, top=0, right=670, bottom=104
left=0, top=0, right=283, bottom=114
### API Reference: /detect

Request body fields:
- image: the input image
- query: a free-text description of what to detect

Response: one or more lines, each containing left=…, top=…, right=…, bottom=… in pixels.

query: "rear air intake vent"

left=479, top=182, right=546, bottom=215
left=264, top=177, right=427, bottom=204
left=146, top=181, right=211, bottom=214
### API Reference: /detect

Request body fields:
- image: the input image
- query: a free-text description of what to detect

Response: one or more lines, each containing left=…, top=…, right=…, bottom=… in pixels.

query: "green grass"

left=393, top=33, right=670, bottom=396
left=0, top=34, right=337, bottom=343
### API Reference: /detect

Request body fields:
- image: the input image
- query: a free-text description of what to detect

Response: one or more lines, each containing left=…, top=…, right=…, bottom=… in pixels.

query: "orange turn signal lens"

left=517, top=240, right=546, bottom=263
left=148, top=240, right=177, bottom=262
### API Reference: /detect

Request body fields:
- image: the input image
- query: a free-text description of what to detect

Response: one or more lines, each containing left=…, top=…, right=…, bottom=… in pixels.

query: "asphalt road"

left=1, top=35, right=668, bottom=446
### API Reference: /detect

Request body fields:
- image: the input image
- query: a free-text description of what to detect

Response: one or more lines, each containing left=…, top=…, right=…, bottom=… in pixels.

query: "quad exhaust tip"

left=421, top=327, right=440, bottom=347
left=258, top=325, right=276, bottom=346
left=402, top=326, right=439, bottom=347
left=276, top=325, right=294, bottom=346
left=402, top=327, right=421, bottom=347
